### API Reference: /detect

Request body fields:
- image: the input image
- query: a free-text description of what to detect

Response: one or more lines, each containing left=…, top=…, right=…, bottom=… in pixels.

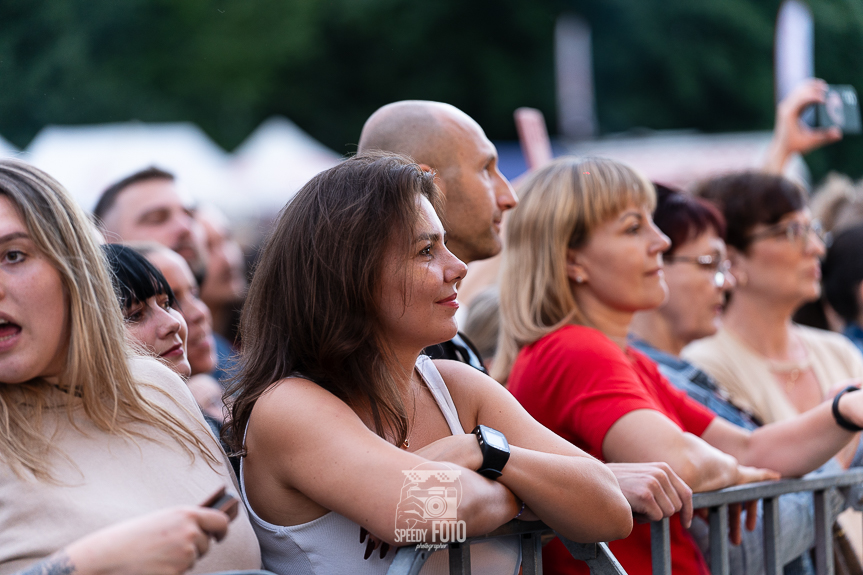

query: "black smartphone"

left=803, top=84, right=862, bottom=134
left=201, top=486, right=239, bottom=520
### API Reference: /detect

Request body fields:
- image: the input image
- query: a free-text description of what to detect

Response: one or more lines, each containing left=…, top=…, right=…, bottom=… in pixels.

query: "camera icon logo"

left=410, top=485, right=459, bottom=520
left=396, top=462, right=463, bottom=534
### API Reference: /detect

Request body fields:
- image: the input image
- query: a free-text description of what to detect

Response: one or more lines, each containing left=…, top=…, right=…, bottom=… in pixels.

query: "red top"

left=508, top=324, right=715, bottom=575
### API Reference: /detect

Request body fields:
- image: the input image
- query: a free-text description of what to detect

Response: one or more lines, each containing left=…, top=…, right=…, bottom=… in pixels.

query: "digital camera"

left=411, top=486, right=459, bottom=520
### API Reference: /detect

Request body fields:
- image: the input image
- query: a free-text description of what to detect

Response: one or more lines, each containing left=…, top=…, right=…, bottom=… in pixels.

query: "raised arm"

left=435, top=360, right=634, bottom=543
left=242, top=376, right=518, bottom=547
left=763, top=78, right=842, bottom=175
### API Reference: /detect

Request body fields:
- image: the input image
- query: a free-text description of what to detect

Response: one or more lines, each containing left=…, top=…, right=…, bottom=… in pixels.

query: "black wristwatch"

left=472, top=425, right=511, bottom=480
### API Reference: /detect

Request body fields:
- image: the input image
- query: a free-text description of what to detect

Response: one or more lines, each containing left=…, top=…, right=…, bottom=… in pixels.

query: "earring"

left=575, top=276, right=584, bottom=284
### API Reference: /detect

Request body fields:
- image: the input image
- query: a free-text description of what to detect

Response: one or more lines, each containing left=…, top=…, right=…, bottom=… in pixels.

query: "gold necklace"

left=767, top=357, right=812, bottom=393
left=400, top=371, right=422, bottom=450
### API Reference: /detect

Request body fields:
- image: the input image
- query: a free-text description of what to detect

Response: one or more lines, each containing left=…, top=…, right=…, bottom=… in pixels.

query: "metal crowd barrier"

left=386, top=518, right=627, bottom=575
left=650, top=468, right=863, bottom=575
left=387, top=468, right=863, bottom=575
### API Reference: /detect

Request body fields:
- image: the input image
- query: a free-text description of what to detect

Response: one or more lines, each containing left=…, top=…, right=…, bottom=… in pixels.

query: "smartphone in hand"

left=200, top=486, right=240, bottom=520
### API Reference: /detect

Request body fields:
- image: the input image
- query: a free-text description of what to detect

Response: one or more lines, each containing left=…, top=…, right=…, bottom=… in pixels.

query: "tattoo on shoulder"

left=18, top=553, right=76, bottom=575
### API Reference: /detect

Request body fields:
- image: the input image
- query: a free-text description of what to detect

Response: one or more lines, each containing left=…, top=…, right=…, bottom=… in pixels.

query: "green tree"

left=2, top=0, right=862, bottom=180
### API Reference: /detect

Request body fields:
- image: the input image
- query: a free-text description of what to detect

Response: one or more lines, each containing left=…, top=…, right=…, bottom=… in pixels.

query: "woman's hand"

left=727, top=465, right=779, bottom=545
left=59, top=505, right=230, bottom=575
left=734, top=464, right=780, bottom=486
left=606, top=462, right=693, bottom=528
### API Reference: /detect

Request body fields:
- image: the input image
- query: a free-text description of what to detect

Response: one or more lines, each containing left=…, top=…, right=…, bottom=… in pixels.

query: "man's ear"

left=566, top=248, right=587, bottom=285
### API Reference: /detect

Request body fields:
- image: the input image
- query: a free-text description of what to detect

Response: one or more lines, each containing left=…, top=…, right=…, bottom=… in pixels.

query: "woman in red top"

left=494, top=156, right=863, bottom=575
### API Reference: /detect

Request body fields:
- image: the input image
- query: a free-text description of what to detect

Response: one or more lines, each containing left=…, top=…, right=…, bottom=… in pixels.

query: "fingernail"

left=364, top=540, right=374, bottom=560
left=380, top=543, right=390, bottom=559
left=360, top=527, right=367, bottom=543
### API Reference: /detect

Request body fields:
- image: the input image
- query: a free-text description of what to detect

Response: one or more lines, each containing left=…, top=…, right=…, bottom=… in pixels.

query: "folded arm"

left=243, top=377, right=517, bottom=546
left=436, top=360, right=634, bottom=543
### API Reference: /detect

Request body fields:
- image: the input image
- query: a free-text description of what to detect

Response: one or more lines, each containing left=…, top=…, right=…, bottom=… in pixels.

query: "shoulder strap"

left=415, top=355, right=465, bottom=434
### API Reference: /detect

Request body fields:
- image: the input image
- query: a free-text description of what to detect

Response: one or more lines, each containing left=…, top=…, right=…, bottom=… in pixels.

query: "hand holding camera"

left=764, top=78, right=848, bottom=174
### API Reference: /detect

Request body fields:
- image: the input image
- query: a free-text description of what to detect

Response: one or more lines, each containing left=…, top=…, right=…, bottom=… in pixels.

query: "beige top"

left=0, top=357, right=261, bottom=574
left=682, top=325, right=863, bottom=424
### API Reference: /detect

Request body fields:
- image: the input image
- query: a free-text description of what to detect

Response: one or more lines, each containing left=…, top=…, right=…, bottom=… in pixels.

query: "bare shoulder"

left=253, top=377, right=354, bottom=421
left=432, top=359, right=508, bottom=398
left=431, top=359, right=519, bottom=429
left=248, top=377, right=369, bottom=448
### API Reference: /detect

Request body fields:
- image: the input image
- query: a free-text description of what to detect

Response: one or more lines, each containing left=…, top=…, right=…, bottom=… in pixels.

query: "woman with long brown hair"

left=227, top=152, right=633, bottom=574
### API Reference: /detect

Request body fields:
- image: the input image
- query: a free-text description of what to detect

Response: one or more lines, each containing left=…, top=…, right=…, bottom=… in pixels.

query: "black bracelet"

left=832, top=385, right=863, bottom=432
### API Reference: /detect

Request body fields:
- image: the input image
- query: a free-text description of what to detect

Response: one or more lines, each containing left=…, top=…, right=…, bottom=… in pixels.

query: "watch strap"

left=472, top=425, right=510, bottom=479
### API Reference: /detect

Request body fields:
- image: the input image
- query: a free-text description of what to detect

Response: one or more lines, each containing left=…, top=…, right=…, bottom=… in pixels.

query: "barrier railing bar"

left=388, top=546, right=430, bottom=575
left=448, top=542, right=470, bottom=575
left=387, top=520, right=628, bottom=575
left=708, top=504, right=729, bottom=575
left=650, top=469, right=863, bottom=575
left=691, top=469, right=863, bottom=508
left=555, top=537, right=629, bottom=575
left=520, top=531, right=543, bottom=575
left=650, top=518, right=671, bottom=575
left=814, top=490, right=834, bottom=575
left=763, top=497, right=780, bottom=575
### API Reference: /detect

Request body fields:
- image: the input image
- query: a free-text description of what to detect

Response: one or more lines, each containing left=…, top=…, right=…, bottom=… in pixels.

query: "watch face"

left=485, top=429, right=509, bottom=451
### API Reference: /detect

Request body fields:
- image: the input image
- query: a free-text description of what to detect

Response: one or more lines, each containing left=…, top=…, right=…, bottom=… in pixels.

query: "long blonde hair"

left=0, top=160, right=217, bottom=480
left=493, top=157, right=655, bottom=383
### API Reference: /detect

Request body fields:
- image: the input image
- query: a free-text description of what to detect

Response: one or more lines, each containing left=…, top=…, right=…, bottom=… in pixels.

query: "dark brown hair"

left=226, top=152, right=442, bottom=453
left=693, top=172, right=806, bottom=252
left=653, top=184, right=726, bottom=256
left=824, top=223, right=863, bottom=323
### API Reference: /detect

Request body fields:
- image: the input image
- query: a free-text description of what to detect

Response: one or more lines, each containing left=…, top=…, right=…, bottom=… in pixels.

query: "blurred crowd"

left=5, top=78, right=863, bottom=575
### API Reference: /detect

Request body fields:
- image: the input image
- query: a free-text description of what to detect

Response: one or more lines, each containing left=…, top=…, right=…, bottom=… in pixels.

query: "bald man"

left=358, top=101, right=517, bottom=372
left=359, top=101, right=517, bottom=264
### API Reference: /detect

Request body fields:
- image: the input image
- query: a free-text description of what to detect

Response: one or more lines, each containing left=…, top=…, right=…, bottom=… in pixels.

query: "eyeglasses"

left=747, top=220, right=830, bottom=248
left=664, top=254, right=732, bottom=288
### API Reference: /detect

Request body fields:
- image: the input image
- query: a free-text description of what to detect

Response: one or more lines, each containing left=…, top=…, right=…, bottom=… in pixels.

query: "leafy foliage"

left=1, top=0, right=862, bottom=179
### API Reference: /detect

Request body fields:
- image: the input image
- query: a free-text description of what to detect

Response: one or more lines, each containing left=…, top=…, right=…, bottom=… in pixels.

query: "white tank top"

left=239, top=355, right=521, bottom=575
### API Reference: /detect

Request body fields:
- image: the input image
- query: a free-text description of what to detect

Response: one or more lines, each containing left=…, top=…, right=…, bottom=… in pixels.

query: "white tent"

left=24, top=122, right=235, bottom=214
left=563, top=130, right=809, bottom=189
left=0, top=135, right=19, bottom=159
left=231, top=116, right=342, bottom=213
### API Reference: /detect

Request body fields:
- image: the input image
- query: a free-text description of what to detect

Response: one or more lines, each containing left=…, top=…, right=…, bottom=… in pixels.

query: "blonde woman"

left=0, top=159, right=260, bottom=574
left=495, top=156, right=863, bottom=575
